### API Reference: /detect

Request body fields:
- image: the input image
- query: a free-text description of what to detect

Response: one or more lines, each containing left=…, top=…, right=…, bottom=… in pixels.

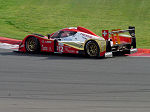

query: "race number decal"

left=57, top=43, right=64, bottom=53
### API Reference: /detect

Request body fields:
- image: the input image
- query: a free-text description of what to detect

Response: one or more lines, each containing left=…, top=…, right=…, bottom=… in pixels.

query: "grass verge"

left=0, top=0, right=150, bottom=48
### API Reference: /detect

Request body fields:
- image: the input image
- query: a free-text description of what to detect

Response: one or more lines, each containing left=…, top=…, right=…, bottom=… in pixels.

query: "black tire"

left=84, top=40, right=100, bottom=58
left=131, top=37, right=136, bottom=48
left=25, top=37, right=40, bottom=53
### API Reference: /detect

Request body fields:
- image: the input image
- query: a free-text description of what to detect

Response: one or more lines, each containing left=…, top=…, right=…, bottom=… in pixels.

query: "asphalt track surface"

left=0, top=48, right=150, bottom=112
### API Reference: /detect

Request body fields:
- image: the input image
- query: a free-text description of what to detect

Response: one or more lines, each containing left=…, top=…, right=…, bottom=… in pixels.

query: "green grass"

left=0, top=0, right=150, bottom=48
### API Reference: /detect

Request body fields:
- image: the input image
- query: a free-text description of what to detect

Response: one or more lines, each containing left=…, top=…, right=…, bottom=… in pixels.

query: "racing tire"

left=131, top=37, right=136, bottom=48
left=84, top=40, right=100, bottom=58
left=25, top=37, right=40, bottom=53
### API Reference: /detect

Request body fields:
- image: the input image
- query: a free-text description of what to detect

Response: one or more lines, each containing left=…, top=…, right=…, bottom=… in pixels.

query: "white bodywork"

left=60, top=32, right=105, bottom=42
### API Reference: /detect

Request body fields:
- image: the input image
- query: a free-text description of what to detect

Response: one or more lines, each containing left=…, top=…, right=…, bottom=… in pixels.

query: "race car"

left=19, top=26, right=137, bottom=58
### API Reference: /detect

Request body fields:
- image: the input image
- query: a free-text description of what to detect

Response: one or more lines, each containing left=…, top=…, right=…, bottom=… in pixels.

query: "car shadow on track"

left=0, top=49, right=107, bottom=60
left=0, top=49, right=128, bottom=60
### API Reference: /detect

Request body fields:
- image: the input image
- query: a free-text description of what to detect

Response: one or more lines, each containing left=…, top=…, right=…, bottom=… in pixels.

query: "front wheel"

left=25, top=37, right=40, bottom=53
left=84, top=40, right=100, bottom=58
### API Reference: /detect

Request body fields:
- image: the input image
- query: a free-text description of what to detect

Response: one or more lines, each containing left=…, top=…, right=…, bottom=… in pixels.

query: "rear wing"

left=102, top=26, right=136, bottom=48
left=110, top=26, right=135, bottom=35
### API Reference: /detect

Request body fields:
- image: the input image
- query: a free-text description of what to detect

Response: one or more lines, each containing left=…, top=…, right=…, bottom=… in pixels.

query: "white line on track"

left=0, top=42, right=19, bottom=51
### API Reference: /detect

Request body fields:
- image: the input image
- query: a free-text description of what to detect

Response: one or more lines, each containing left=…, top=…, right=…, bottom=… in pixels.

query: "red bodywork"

left=19, top=26, right=104, bottom=55
left=19, top=35, right=81, bottom=54
left=19, top=26, right=136, bottom=57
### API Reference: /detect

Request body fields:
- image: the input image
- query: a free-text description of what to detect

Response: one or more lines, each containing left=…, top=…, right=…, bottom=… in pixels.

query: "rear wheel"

left=25, top=37, right=40, bottom=53
left=85, top=40, right=100, bottom=58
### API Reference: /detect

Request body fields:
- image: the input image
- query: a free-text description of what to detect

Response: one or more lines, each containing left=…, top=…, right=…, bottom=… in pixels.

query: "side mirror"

left=47, top=34, right=51, bottom=39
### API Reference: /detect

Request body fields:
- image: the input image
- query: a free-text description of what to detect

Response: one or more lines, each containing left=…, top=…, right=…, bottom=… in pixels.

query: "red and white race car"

left=19, top=26, right=137, bottom=58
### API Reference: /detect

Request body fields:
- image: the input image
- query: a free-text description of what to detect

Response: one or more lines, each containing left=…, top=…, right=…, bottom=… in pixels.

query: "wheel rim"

left=26, top=38, right=37, bottom=52
left=86, top=43, right=98, bottom=57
